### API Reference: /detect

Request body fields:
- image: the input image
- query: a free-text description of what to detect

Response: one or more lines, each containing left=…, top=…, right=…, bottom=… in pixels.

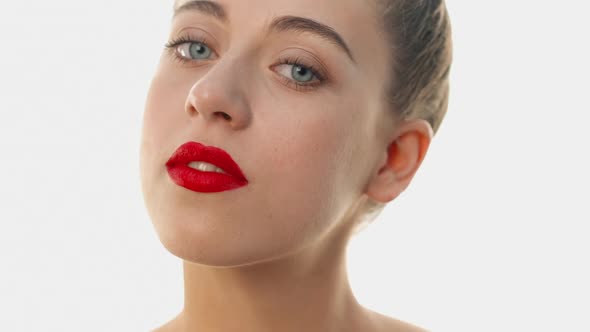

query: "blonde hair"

left=379, top=0, right=453, bottom=134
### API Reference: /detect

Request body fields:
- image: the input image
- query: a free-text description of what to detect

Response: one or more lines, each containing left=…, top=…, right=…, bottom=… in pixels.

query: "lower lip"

left=166, top=164, right=248, bottom=193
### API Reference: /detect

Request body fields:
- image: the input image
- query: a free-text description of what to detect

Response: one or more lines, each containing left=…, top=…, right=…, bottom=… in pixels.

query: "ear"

left=365, top=119, right=433, bottom=203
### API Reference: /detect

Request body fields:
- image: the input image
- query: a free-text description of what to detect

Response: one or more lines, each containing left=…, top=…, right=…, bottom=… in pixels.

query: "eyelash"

left=163, top=35, right=327, bottom=92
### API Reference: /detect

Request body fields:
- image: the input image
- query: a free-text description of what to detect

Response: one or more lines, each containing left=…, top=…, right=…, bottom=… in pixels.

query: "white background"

left=1, top=1, right=588, bottom=331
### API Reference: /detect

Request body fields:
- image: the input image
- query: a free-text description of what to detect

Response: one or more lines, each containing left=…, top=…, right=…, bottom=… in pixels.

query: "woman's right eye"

left=164, top=36, right=217, bottom=64
left=176, top=41, right=214, bottom=60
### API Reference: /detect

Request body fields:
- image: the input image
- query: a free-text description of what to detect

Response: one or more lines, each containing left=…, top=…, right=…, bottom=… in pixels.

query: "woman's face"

left=140, top=0, right=393, bottom=266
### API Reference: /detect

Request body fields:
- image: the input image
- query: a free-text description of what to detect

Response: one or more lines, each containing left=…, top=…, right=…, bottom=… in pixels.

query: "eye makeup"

left=163, top=33, right=330, bottom=92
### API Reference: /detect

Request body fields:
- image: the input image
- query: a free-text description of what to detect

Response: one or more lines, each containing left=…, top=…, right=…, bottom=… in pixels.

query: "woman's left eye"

left=271, top=57, right=326, bottom=91
left=274, top=63, right=319, bottom=84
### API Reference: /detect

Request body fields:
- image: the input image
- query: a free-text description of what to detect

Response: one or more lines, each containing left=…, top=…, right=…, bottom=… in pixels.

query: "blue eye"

left=164, top=36, right=216, bottom=62
left=164, top=36, right=327, bottom=91
left=291, top=65, right=314, bottom=83
left=179, top=41, right=213, bottom=60
left=274, top=62, right=319, bottom=84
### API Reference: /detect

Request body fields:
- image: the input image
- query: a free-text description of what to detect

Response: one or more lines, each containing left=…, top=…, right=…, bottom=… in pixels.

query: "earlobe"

left=365, top=119, right=433, bottom=203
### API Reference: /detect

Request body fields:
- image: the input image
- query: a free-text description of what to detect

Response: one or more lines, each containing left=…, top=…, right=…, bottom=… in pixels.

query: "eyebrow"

left=173, top=0, right=356, bottom=63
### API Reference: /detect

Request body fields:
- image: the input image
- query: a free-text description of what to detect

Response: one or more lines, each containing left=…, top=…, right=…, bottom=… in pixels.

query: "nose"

left=184, top=58, right=252, bottom=130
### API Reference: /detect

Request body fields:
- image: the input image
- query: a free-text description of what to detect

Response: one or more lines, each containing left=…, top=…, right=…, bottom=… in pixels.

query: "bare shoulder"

left=150, top=313, right=183, bottom=332
left=151, top=308, right=426, bottom=332
left=361, top=307, right=428, bottom=332
left=150, top=320, right=174, bottom=332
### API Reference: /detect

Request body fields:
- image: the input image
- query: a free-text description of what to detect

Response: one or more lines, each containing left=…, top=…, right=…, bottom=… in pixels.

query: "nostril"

left=216, top=112, right=231, bottom=121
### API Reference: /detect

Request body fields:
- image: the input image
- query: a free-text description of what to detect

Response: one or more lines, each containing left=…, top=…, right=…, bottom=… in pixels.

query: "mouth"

left=165, top=141, right=248, bottom=193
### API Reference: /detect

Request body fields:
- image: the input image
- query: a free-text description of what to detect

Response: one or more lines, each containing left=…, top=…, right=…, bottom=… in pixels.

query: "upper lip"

left=166, top=141, right=247, bottom=181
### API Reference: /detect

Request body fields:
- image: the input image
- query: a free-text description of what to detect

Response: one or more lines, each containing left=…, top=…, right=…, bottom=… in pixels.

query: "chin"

left=152, top=216, right=302, bottom=268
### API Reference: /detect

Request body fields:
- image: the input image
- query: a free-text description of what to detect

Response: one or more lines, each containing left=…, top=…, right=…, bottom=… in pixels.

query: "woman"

left=140, top=0, right=452, bottom=331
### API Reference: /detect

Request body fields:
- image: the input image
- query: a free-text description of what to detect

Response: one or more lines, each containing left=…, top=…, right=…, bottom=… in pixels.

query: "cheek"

left=141, top=68, right=193, bottom=160
left=283, top=98, right=365, bottom=186
left=143, top=72, right=186, bottom=139
left=255, top=97, right=366, bottom=236
left=140, top=71, right=188, bottom=191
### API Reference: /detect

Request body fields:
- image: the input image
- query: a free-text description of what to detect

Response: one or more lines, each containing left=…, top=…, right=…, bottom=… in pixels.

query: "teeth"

left=187, top=161, right=227, bottom=174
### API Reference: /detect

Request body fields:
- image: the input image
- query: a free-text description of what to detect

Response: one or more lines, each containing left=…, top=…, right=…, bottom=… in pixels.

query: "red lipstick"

left=165, top=142, right=248, bottom=193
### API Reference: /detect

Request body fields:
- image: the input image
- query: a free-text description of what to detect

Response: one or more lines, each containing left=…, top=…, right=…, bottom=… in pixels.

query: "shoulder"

left=150, top=313, right=183, bottom=332
left=361, top=307, right=428, bottom=332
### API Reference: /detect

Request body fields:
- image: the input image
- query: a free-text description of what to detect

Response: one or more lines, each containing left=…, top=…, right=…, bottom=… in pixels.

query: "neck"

left=175, top=219, right=366, bottom=332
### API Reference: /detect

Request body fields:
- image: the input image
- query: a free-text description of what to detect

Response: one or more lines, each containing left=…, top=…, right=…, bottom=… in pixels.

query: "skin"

left=140, top=0, right=433, bottom=331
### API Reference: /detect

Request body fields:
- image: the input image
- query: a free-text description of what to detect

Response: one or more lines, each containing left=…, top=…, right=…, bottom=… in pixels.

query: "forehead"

left=174, top=0, right=381, bottom=31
